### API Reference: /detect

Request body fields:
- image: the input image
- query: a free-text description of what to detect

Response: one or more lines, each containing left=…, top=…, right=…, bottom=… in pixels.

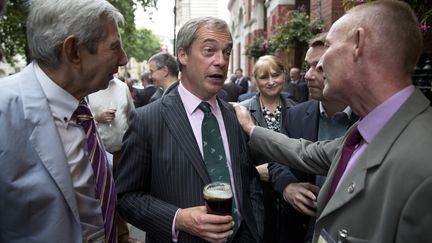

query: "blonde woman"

left=240, top=55, right=296, bottom=243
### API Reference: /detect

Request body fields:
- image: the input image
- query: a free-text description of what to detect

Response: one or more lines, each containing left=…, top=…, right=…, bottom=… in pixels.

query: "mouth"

left=264, top=87, right=277, bottom=92
left=207, top=74, right=225, bottom=82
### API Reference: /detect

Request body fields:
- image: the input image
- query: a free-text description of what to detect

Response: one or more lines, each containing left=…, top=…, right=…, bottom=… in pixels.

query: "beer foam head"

left=203, top=182, right=232, bottom=199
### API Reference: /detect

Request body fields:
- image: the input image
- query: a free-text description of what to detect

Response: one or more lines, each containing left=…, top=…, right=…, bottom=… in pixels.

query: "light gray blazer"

left=0, top=64, right=82, bottom=242
left=250, top=89, right=432, bottom=243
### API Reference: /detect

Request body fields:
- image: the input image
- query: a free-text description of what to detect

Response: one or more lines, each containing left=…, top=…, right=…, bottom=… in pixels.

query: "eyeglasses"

left=149, top=66, right=164, bottom=74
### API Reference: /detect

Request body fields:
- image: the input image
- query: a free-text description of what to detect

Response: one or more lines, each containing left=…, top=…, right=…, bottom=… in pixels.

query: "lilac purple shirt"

left=249, top=85, right=415, bottom=193
left=337, top=85, right=415, bottom=189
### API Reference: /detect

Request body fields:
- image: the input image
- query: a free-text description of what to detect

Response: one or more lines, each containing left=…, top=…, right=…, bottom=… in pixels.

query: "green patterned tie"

left=198, top=102, right=239, bottom=234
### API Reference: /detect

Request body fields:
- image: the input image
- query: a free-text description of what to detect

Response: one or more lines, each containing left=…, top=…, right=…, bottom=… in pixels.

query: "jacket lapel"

left=317, top=121, right=369, bottom=219
left=22, top=64, right=80, bottom=223
left=318, top=89, right=430, bottom=220
left=249, top=96, right=267, bottom=128
left=161, top=90, right=211, bottom=184
left=219, top=100, right=244, bottom=207
left=304, top=101, right=320, bottom=141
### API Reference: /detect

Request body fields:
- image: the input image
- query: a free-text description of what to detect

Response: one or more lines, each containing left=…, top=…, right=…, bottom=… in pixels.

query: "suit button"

left=338, top=229, right=348, bottom=241
left=347, top=182, right=355, bottom=193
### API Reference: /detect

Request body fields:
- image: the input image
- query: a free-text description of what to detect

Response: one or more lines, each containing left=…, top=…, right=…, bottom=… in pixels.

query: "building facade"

left=174, top=0, right=230, bottom=48
left=228, top=0, right=345, bottom=77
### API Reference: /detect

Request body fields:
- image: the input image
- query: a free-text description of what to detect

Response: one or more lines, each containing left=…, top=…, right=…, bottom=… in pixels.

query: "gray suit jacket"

left=249, top=89, right=432, bottom=242
left=116, top=88, right=264, bottom=243
left=0, top=64, right=82, bottom=242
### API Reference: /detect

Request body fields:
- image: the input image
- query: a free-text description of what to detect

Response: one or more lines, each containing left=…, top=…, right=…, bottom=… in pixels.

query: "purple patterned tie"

left=328, top=125, right=362, bottom=199
left=74, top=100, right=118, bottom=243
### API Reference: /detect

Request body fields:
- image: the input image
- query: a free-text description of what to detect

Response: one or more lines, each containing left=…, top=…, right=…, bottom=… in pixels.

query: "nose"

left=118, top=47, right=128, bottom=67
left=304, top=67, right=313, bottom=82
left=214, top=51, right=228, bottom=67
left=268, top=76, right=277, bottom=84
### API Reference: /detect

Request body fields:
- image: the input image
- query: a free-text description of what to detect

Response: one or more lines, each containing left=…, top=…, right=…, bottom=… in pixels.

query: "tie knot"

left=74, top=100, right=93, bottom=122
left=198, top=102, right=212, bottom=114
left=345, top=126, right=362, bottom=148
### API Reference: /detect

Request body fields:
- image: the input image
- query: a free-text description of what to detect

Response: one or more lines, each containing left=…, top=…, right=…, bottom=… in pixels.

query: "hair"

left=253, top=55, right=285, bottom=81
left=26, top=0, right=124, bottom=69
left=347, top=0, right=422, bottom=74
left=148, top=52, right=179, bottom=77
left=308, top=32, right=328, bottom=48
left=140, top=71, right=152, bottom=84
left=235, top=68, right=243, bottom=73
left=290, top=67, right=300, bottom=74
left=176, top=17, right=231, bottom=71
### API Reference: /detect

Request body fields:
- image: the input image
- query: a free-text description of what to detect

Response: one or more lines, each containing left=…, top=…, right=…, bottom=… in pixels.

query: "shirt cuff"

left=171, top=208, right=181, bottom=242
left=249, top=126, right=256, bottom=137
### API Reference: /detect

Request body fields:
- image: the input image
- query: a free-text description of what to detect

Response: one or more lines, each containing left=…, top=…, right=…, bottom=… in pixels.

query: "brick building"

left=228, top=0, right=431, bottom=81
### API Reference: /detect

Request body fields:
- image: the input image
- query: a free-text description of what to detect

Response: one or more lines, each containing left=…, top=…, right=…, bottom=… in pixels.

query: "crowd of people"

left=0, top=0, right=431, bottom=243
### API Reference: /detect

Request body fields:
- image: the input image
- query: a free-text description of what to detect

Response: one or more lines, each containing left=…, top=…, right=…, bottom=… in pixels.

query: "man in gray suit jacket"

left=0, top=1, right=128, bottom=242
left=116, top=17, right=264, bottom=243
left=233, top=1, right=432, bottom=242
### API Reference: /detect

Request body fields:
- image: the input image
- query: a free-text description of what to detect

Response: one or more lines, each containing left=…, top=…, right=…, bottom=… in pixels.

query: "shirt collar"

left=34, top=62, right=79, bottom=126
left=319, top=101, right=352, bottom=119
left=178, top=81, right=219, bottom=116
left=357, top=85, right=415, bottom=144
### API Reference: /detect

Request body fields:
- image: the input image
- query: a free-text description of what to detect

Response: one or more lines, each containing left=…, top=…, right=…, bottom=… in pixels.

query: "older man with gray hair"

left=0, top=0, right=128, bottom=242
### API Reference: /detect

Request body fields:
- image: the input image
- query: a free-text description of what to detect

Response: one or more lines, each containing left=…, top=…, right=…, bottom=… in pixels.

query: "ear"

left=62, top=35, right=81, bottom=66
left=177, top=48, right=188, bottom=66
left=352, top=27, right=365, bottom=61
left=161, top=66, right=169, bottom=77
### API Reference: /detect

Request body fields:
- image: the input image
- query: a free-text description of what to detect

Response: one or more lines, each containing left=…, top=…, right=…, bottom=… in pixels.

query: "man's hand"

left=175, top=206, right=234, bottom=243
left=256, top=163, right=269, bottom=182
left=230, top=102, right=255, bottom=134
left=283, top=182, right=320, bottom=217
left=94, top=109, right=116, bottom=123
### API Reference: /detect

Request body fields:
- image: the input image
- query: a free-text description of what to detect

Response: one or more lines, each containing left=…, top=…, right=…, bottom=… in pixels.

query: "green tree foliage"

left=271, top=9, right=323, bottom=51
left=0, top=0, right=27, bottom=64
left=245, top=37, right=275, bottom=60
left=245, top=7, right=323, bottom=61
left=123, top=28, right=160, bottom=62
left=0, top=0, right=158, bottom=65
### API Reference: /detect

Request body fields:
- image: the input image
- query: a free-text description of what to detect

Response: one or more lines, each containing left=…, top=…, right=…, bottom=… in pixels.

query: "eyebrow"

left=201, top=38, right=233, bottom=49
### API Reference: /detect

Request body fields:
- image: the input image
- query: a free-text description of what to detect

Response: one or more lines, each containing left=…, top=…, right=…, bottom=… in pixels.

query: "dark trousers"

left=232, top=222, right=259, bottom=243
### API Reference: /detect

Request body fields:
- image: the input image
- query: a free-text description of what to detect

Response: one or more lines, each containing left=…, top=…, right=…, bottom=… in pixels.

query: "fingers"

left=202, top=228, right=233, bottom=243
left=199, top=213, right=233, bottom=225
left=176, top=206, right=234, bottom=242
left=196, top=214, right=234, bottom=242
left=230, top=103, right=255, bottom=134
left=294, top=201, right=317, bottom=217
left=102, top=110, right=116, bottom=122
left=304, top=183, right=320, bottom=195
left=284, top=182, right=319, bottom=216
left=256, top=164, right=269, bottom=182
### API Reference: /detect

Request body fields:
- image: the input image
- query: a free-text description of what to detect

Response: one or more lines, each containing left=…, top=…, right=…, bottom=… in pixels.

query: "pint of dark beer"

left=203, top=182, right=232, bottom=215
